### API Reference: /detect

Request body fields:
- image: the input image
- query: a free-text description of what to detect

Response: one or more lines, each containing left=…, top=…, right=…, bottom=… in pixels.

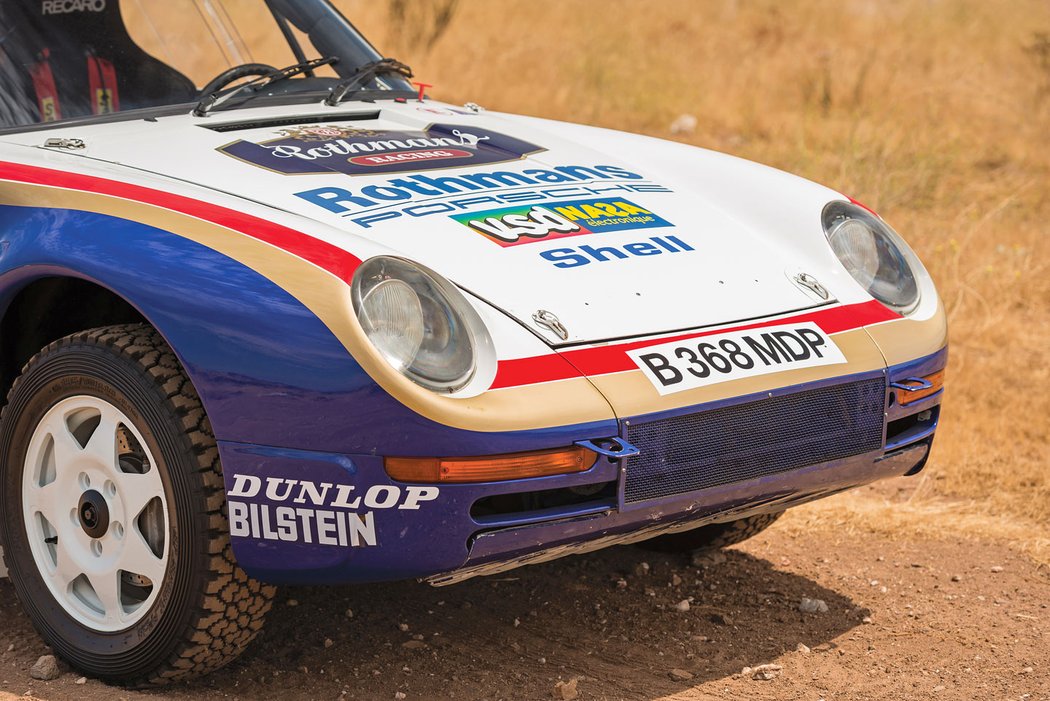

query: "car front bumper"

left=219, top=347, right=945, bottom=586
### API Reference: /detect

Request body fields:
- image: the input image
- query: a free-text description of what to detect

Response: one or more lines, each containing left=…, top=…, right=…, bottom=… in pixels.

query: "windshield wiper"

left=324, top=58, right=413, bottom=106
left=194, top=56, right=339, bottom=117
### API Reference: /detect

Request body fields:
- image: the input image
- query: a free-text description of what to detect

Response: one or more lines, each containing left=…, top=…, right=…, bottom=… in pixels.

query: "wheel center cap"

left=78, top=489, right=109, bottom=538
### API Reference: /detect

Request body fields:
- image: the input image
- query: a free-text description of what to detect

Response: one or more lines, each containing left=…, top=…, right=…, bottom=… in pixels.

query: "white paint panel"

left=0, top=100, right=859, bottom=345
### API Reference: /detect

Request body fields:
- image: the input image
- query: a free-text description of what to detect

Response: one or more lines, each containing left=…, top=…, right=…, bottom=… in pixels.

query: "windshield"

left=0, top=0, right=414, bottom=127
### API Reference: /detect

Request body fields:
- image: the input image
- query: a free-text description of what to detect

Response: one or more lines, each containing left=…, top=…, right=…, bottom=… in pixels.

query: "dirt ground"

left=1, top=2, right=1048, bottom=700
left=1, top=481, right=1047, bottom=701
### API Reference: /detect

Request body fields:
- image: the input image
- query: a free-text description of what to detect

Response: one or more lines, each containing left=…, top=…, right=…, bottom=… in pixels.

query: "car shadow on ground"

left=160, top=543, right=867, bottom=700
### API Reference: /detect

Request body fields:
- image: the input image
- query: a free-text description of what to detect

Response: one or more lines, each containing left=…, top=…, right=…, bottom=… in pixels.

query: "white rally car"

left=0, top=0, right=945, bottom=686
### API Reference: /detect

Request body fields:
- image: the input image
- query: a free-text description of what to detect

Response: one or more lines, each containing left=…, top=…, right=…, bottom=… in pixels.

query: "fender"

left=0, top=167, right=617, bottom=457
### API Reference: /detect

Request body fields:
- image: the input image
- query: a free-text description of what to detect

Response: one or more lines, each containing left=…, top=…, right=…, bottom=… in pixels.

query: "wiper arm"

left=324, top=58, right=412, bottom=107
left=194, top=56, right=339, bottom=117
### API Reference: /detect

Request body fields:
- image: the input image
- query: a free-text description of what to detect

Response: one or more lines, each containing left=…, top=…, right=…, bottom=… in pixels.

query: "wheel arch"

left=0, top=273, right=153, bottom=404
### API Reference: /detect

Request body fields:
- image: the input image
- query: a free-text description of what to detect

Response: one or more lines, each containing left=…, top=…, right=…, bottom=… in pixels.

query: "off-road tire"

left=638, top=512, right=784, bottom=553
left=0, top=324, right=275, bottom=686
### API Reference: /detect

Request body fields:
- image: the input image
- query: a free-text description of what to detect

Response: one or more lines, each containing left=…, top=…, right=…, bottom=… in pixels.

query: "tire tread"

left=5, top=324, right=275, bottom=685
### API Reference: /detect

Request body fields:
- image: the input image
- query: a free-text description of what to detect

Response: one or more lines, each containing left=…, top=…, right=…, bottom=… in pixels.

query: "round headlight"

left=822, top=201, right=919, bottom=312
left=351, top=256, right=481, bottom=392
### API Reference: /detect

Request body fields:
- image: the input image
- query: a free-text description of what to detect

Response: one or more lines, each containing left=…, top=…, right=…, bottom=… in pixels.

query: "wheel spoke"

left=87, top=569, right=123, bottom=624
left=81, top=408, right=119, bottom=471
left=25, top=415, right=80, bottom=487
left=50, top=415, right=83, bottom=464
left=120, top=530, right=165, bottom=583
left=24, top=480, right=64, bottom=529
left=52, top=543, right=81, bottom=588
left=119, top=469, right=165, bottom=522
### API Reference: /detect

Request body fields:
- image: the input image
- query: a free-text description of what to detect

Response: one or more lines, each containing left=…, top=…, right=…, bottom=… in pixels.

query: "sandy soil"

left=2, top=500, right=1046, bottom=701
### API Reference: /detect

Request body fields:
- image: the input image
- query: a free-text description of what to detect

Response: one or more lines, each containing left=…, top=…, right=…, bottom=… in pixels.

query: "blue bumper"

left=222, top=348, right=945, bottom=586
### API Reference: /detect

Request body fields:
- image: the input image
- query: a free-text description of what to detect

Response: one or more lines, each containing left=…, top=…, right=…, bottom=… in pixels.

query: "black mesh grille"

left=624, top=377, right=886, bottom=503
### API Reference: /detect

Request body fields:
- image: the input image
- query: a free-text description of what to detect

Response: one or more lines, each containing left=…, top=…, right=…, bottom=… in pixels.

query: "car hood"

left=3, top=100, right=854, bottom=345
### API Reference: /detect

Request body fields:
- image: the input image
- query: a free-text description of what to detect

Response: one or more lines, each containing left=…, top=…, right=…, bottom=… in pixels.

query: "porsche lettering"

left=295, top=164, right=647, bottom=215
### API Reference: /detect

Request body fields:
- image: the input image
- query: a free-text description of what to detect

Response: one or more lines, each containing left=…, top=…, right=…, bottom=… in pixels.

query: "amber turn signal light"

left=385, top=446, right=598, bottom=483
left=895, top=368, right=945, bottom=406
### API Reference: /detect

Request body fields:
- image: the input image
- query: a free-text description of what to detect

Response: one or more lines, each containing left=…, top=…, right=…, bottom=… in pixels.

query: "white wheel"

left=0, top=324, right=274, bottom=685
left=22, top=395, right=169, bottom=632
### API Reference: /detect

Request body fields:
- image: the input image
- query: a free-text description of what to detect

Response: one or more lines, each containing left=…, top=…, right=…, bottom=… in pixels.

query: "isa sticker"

left=627, top=322, right=848, bottom=395
left=452, top=198, right=672, bottom=247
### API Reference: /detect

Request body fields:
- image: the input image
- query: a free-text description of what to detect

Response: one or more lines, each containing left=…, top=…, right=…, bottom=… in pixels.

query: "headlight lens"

left=351, top=256, right=479, bottom=392
left=822, top=201, right=919, bottom=312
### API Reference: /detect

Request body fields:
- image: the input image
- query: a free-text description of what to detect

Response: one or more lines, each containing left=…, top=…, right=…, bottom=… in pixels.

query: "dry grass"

left=338, top=0, right=1050, bottom=559
left=135, top=1, right=1049, bottom=559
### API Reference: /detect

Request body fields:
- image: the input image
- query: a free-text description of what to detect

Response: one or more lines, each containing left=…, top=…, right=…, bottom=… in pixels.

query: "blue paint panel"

left=462, top=440, right=932, bottom=570
left=0, top=204, right=617, bottom=456
left=886, top=346, right=947, bottom=422
left=0, top=201, right=949, bottom=586
left=217, top=440, right=621, bottom=584
left=217, top=356, right=945, bottom=584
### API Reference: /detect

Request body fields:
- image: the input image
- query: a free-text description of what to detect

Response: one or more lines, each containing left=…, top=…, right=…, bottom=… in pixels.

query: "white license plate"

left=627, top=321, right=848, bottom=395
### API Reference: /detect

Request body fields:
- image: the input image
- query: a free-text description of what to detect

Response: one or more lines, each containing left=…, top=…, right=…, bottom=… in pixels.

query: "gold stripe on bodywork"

left=863, top=302, right=948, bottom=367
left=0, top=181, right=945, bottom=434
left=0, top=181, right=615, bottom=432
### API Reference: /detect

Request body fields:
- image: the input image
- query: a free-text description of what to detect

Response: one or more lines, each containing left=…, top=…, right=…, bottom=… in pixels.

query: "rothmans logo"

left=218, top=123, right=544, bottom=177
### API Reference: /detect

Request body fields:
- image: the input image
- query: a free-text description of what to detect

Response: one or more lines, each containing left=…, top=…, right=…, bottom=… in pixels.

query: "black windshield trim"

left=198, top=111, right=380, bottom=132
left=0, top=89, right=418, bottom=135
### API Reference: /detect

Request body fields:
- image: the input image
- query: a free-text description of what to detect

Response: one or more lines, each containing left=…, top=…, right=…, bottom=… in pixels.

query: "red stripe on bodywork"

left=0, top=161, right=900, bottom=392
left=492, top=300, right=899, bottom=389
left=0, top=161, right=361, bottom=281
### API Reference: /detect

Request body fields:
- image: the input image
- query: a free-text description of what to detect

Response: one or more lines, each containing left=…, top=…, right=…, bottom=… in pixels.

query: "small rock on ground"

left=751, top=663, right=783, bottom=681
left=74, top=677, right=87, bottom=685
left=553, top=677, right=579, bottom=700
left=668, top=668, right=694, bottom=681
left=30, top=654, right=60, bottom=681
left=799, top=598, right=830, bottom=614
left=674, top=599, right=691, bottom=612
left=797, top=643, right=811, bottom=654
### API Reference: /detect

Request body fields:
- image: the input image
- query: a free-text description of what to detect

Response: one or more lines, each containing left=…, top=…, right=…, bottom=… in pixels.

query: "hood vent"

left=200, top=111, right=380, bottom=133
